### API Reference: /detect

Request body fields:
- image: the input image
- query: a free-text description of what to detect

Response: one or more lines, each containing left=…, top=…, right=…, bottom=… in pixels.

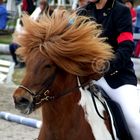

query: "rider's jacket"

left=78, top=0, right=137, bottom=88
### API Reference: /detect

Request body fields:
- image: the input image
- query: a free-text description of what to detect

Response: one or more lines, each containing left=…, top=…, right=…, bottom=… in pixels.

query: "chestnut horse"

left=13, top=10, right=115, bottom=140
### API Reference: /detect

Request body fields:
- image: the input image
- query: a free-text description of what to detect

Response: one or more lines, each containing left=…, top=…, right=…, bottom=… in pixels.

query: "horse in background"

left=13, top=10, right=114, bottom=140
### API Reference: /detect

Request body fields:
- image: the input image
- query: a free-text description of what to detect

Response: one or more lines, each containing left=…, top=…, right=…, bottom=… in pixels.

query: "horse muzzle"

left=13, top=88, right=35, bottom=115
left=14, top=96, right=34, bottom=114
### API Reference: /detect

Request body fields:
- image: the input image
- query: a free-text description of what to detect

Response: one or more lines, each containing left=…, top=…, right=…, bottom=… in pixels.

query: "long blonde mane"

left=13, top=9, right=114, bottom=76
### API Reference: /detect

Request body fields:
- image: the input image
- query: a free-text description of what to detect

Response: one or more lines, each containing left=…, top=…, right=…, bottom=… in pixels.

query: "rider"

left=77, top=0, right=140, bottom=140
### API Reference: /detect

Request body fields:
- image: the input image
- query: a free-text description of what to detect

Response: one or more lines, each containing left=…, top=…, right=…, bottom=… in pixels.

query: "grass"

left=0, top=34, right=13, bottom=44
left=12, top=68, right=25, bottom=85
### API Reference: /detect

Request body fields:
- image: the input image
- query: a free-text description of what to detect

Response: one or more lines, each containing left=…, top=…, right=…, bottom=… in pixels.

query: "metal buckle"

left=44, top=90, right=49, bottom=96
left=44, top=96, right=54, bottom=101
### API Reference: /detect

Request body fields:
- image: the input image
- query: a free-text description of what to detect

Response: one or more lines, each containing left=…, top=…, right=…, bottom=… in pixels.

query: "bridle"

left=18, top=71, right=90, bottom=109
left=19, top=83, right=88, bottom=106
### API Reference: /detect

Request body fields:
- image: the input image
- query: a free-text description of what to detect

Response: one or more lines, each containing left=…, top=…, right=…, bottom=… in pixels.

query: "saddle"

left=88, top=84, right=133, bottom=140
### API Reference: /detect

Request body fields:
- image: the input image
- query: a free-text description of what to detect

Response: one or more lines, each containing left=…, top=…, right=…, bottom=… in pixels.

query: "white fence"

left=134, top=33, right=140, bottom=40
left=0, top=44, right=10, bottom=54
left=0, top=59, right=15, bottom=84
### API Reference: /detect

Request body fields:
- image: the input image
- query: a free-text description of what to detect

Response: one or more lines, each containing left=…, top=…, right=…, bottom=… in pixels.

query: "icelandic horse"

left=13, top=9, right=117, bottom=140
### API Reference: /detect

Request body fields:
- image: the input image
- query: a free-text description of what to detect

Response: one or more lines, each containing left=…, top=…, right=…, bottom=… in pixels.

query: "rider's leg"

left=9, top=43, right=19, bottom=65
left=95, top=77, right=140, bottom=140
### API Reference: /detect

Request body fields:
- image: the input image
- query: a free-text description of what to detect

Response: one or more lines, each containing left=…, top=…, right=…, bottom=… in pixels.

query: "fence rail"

left=134, top=33, right=140, bottom=40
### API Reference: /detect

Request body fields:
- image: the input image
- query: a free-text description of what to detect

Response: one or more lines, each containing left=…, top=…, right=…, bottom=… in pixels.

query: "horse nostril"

left=14, top=96, right=31, bottom=108
left=18, top=97, right=30, bottom=105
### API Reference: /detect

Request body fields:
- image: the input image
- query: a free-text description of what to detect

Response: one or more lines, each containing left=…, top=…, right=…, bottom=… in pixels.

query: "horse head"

left=13, top=9, right=113, bottom=113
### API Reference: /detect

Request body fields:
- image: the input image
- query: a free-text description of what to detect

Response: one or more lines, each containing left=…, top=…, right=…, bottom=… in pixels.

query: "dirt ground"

left=0, top=83, right=41, bottom=140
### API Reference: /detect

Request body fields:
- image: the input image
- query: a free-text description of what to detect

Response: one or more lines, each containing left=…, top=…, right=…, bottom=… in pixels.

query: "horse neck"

left=41, top=72, right=80, bottom=123
left=39, top=74, right=95, bottom=140
left=41, top=74, right=91, bottom=121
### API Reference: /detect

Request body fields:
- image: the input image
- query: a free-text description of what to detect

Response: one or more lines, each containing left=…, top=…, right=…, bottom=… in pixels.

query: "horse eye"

left=45, top=64, right=52, bottom=68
